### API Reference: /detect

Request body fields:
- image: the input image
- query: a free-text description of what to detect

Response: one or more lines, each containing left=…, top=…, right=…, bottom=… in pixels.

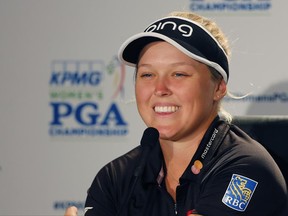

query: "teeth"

left=154, top=106, right=179, bottom=113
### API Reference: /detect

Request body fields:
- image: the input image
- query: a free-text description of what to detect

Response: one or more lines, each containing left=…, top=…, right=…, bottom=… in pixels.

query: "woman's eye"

left=174, top=72, right=188, bottom=77
left=140, top=73, right=153, bottom=78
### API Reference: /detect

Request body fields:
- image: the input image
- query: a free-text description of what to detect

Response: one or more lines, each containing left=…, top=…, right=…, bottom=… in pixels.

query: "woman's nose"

left=154, top=77, right=172, bottom=96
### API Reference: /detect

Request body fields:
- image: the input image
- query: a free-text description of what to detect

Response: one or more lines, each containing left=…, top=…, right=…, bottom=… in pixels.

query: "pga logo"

left=50, top=102, right=127, bottom=126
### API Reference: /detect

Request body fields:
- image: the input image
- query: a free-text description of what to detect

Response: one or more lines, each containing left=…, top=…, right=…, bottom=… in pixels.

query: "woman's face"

left=135, top=41, right=225, bottom=142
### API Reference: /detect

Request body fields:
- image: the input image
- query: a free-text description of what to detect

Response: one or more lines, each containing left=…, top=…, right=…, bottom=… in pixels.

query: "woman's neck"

left=161, top=136, right=202, bottom=201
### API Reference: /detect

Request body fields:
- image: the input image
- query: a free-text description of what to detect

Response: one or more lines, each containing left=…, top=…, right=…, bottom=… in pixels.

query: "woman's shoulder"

left=215, top=121, right=285, bottom=181
left=220, top=120, right=272, bottom=156
left=99, top=145, right=142, bottom=176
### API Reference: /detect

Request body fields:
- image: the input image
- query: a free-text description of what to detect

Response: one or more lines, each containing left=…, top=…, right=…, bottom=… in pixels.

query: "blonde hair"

left=169, top=11, right=231, bottom=58
left=169, top=11, right=232, bottom=122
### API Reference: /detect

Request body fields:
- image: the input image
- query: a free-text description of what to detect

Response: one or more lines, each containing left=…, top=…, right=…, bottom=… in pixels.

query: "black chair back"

left=232, top=115, right=288, bottom=185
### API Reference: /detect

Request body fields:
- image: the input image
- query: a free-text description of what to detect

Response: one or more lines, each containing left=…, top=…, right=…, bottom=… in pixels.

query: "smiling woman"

left=134, top=41, right=225, bottom=146
left=65, top=11, right=287, bottom=216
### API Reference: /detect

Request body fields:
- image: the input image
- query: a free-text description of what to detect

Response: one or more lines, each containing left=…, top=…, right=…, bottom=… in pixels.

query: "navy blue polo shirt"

left=85, top=117, right=287, bottom=216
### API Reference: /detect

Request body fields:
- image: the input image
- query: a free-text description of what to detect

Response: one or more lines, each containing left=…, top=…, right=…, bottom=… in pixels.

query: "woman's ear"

left=213, top=79, right=227, bottom=101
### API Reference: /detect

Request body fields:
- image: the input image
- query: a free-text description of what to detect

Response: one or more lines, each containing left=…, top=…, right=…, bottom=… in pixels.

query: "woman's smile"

left=154, top=105, right=180, bottom=113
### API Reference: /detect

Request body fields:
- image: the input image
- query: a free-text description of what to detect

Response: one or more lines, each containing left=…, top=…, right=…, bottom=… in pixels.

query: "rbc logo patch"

left=222, top=174, right=258, bottom=212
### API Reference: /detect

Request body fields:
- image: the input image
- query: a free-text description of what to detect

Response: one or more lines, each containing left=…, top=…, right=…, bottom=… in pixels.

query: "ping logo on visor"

left=222, top=174, right=258, bottom=212
left=118, top=16, right=229, bottom=83
left=144, top=19, right=193, bottom=37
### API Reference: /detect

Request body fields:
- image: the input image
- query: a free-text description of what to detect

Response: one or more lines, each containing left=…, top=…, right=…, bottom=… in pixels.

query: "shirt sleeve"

left=84, top=165, right=119, bottom=216
left=84, top=147, right=141, bottom=216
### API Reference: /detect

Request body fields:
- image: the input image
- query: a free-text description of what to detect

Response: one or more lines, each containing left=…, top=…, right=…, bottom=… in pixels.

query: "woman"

left=65, top=11, right=287, bottom=216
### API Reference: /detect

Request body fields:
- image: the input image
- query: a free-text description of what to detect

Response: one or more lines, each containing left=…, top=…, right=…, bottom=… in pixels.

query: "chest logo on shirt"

left=222, top=174, right=258, bottom=212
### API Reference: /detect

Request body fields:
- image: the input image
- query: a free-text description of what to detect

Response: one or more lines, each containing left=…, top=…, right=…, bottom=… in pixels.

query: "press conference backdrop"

left=0, top=0, right=287, bottom=215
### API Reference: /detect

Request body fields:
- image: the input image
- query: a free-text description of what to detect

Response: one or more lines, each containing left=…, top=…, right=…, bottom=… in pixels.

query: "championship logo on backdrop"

left=190, top=0, right=272, bottom=13
left=48, top=58, right=128, bottom=138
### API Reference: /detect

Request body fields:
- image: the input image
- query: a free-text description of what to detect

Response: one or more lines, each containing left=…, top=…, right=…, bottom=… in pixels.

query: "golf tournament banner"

left=1, top=0, right=287, bottom=215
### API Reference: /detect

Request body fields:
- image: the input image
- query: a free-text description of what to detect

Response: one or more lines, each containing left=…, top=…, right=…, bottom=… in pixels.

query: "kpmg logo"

left=190, top=0, right=272, bottom=13
left=222, top=174, right=258, bottom=212
left=49, top=59, right=128, bottom=137
left=50, top=62, right=102, bottom=86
